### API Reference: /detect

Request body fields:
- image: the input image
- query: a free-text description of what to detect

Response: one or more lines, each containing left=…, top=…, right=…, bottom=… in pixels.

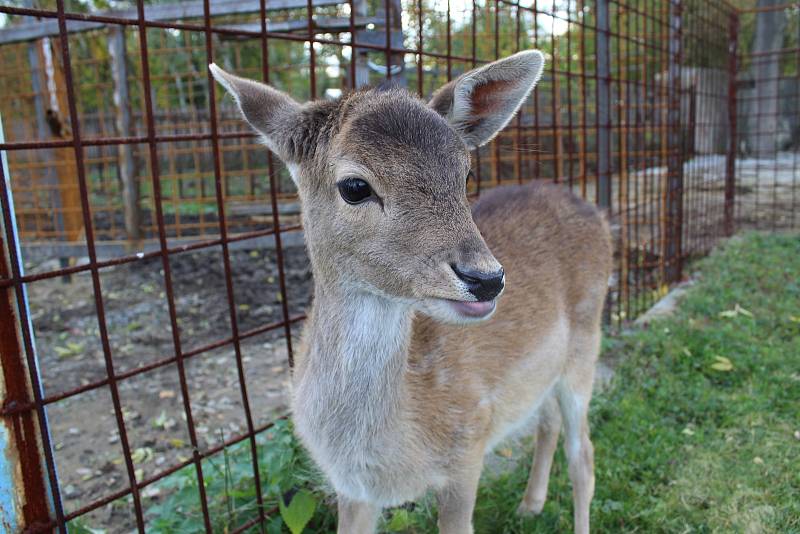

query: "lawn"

left=469, top=232, right=800, bottom=533
left=75, top=232, right=800, bottom=533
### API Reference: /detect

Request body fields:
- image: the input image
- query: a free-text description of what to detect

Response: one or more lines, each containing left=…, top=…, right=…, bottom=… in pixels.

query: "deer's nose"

left=451, top=264, right=505, bottom=301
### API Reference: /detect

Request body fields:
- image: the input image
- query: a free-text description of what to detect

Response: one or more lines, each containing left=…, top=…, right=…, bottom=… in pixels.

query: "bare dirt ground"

left=24, top=245, right=313, bottom=529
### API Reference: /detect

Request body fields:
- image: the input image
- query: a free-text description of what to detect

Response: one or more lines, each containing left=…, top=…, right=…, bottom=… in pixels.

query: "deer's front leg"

left=337, top=496, right=380, bottom=534
left=436, top=460, right=483, bottom=534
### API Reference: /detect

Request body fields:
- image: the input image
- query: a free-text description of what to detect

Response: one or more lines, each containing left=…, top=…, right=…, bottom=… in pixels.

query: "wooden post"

left=108, top=26, right=141, bottom=244
left=27, top=41, right=66, bottom=240
left=596, top=0, right=612, bottom=209
left=37, top=38, right=84, bottom=243
left=724, top=12, right=738, bottom=236
left=353, top=0, right=370, bottom=88
left=388, top=0, right=406, bottom=87
left=553, top=66, right=564, bottom=181
left=665, top=0, right=684, bottom=283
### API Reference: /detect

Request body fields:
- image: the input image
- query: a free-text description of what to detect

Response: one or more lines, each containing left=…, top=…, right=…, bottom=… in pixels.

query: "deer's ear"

left=429, top=50, right=544, bottom=150
left=209, top=64, right=304, bottom=165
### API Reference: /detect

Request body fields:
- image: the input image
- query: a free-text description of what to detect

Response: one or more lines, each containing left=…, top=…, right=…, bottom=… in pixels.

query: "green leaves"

left=279, top=489, right=318, bottom=534
left=386, top=509, right=412, bottom=532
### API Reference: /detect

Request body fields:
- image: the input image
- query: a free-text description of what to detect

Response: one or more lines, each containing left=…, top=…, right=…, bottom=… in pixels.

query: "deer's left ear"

left=429, top=50, right=544, bottom=150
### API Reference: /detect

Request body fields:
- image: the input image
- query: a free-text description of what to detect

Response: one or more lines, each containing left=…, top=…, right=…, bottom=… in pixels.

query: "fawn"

left=211, top=49, right=612, bottom=534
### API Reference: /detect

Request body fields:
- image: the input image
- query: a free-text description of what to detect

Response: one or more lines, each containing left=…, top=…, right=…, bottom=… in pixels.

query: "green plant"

left=143, top=419, right=336, bottom=533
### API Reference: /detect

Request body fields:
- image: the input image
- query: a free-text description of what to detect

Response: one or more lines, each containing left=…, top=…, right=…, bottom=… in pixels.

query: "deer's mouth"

left=445, top=298, right=496, bottom=318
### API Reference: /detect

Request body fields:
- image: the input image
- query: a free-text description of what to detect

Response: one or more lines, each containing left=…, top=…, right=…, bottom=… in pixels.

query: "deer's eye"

left=337, top=177, right=374, bottom=205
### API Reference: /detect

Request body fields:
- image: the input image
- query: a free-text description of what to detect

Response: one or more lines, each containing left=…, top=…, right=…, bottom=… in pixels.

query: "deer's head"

left=211, top=51, right=543, bottom=324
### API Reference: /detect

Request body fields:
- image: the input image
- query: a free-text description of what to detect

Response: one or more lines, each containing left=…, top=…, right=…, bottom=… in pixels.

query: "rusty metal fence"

left=0, top=0, right=798, bottom=531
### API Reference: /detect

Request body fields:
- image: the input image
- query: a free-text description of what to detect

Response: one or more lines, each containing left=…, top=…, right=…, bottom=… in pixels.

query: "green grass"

left=467, top=232, right=800, bottom=533
left=70, top=232, right=800, bottom=533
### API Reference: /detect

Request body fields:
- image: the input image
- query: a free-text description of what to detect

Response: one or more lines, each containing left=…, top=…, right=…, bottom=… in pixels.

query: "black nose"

left=451, top=264, right=505, bottom=301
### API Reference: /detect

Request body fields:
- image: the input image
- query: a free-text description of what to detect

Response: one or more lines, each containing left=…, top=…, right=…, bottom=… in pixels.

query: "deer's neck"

left=294, top=285, right=414, bottom=444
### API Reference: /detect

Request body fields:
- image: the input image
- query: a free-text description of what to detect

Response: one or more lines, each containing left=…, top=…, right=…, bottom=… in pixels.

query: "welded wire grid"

left=735, top=2, right=800, bottom=232
left=0, top=0, right=798, bottom=531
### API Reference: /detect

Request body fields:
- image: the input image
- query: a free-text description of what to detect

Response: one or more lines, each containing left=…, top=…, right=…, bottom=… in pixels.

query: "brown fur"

left=210, top=50, right=612, bottom=534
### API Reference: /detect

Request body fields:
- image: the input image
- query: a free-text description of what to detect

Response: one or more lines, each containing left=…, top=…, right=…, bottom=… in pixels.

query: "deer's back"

left=473, top=181, right=612, bottom=326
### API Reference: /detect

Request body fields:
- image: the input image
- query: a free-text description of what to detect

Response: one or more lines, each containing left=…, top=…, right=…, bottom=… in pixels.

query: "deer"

left=210, top=49, right=612, bottom=534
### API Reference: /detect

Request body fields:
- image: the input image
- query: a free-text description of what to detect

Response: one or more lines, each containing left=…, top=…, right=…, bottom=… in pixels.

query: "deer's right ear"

left=209, top=64, right=303, bottom=166
left=428, top=50, right=544, bottom=150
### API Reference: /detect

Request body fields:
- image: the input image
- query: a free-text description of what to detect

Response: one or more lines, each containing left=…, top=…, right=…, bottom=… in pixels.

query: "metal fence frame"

left=0, top=0, right=798, bottom=531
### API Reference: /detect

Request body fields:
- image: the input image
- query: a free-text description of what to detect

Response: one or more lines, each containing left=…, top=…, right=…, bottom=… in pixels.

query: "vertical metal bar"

left=417, top=0, right=423, bottom=95
left=596, top=0, right=612, bottom=209
left=617, top=2, right=629, bottom=319
left=307, top=0, right=317, bottom=97
left=515, top=1, right=522, bottom=185
left=665, top=0, right=684, bottom=282
left=578, top=0, right=587, bottom=198
left=203, top=1, right=267, bottom=530
left=564, top=0, right=574, bottom=190
left=471, top=0, right=481, bottom=195
left=259, top=0, right=296, bottom=368
left=353, top=0, right=369, bottom=88
left=725, top=11, right=738, bottom=236
left=446, top=0, right=452, bottom=81
left=52, top=1, right=150, bottom=529
left=492, top=0, right=500, bottom=186
left=349, top=0, right=357, bottom=89
left=0, top=115, right=57, bottom=534
left=550, top=0, right=562, bottom=183
left=133, top=0, right=213, bottom=528
left=532, top=0, right=540, bottom=181
left=389, top=0, right=404, bottom=87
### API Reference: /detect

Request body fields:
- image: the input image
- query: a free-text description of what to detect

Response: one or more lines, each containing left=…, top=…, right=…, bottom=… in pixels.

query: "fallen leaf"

left=710, top=356, right=734, bottom=372
left=151, top=411, right=177, bottom=431
left=753, top=457, right=764, bottom=465
left=131, top=447, right=154, bottom=464
left=54, top=341, right=85, bottom=359
left=142, top=486, right=161, bottom=499
left=719, top=303, right=754, bottom=319
left=159, top=390, right=176, bottom=399
left=497, top=447, right=513, bottom=458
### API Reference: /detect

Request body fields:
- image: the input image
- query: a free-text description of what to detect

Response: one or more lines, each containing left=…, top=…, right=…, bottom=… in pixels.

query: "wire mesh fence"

left=0, top=0, right=798, bottom=531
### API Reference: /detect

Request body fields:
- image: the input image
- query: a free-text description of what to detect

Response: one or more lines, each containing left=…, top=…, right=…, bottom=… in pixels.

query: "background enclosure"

left=0, top=0, right=798, bottom=531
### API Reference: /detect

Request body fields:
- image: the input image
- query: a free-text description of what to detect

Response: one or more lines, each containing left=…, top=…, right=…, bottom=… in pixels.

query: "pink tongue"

left=450, top=300, right=495, bottom=317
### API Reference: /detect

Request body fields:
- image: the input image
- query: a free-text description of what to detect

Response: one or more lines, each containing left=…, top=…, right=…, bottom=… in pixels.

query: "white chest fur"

left=292, top=293, right=439, bottom=505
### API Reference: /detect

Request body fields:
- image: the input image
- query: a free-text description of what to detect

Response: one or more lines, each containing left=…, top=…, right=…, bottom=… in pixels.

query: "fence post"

left=665, top=0, right=684, bottom=283
left=0, top=115, right=58, bottom=532
left=108, top=26, right=141, bottom=245
left=353, top=0, right=370, bottom=87
left=724, top=12, right=738, bottom=236
left=596, top=0, right=611, bottom=210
